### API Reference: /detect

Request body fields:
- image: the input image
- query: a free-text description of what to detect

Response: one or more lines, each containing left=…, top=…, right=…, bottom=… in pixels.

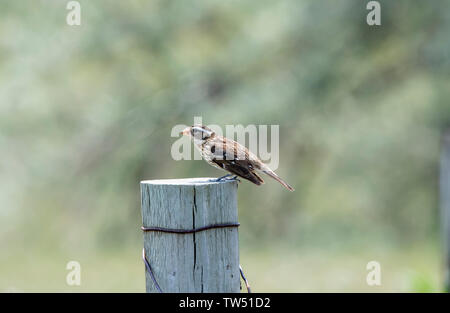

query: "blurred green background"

left=1, top=0, right=450, bottom=292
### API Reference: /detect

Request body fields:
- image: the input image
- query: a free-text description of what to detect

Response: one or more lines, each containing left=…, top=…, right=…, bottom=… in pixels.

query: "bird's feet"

left=230, top=175, right=241, bottom=183
left=214, top=174, right=232, bottom=182
left=211, top=174, right=240, bottom=183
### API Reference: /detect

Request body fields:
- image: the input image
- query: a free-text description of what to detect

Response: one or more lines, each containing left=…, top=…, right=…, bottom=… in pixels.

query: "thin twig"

left=239, top=265, right=252, bottom=293
left=142, top=248, right=162, bottom=293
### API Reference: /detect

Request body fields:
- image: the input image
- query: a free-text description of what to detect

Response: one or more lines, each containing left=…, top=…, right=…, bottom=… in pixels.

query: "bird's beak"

left=180, top=128, right=190, bottom=136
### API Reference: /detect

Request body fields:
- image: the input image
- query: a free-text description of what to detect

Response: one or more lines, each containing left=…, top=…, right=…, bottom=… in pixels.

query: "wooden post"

left=441, top=131, right=450, bottom=292
left=140, top=178, right=240, bottom=293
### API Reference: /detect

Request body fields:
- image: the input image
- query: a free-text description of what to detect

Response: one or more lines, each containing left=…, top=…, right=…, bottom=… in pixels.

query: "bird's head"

left=180, top=125, right=215, bottom=143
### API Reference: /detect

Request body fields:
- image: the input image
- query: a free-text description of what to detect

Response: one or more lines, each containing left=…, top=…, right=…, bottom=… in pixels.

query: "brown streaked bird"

left=180, top=125, right=294, bottom=191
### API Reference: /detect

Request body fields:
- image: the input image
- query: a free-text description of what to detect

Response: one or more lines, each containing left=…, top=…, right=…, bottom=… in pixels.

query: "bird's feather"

left=212, top=159, right=265, bottom=185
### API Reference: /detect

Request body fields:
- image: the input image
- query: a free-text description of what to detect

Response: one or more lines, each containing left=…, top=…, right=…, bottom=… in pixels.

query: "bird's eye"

left=191, top=128, right=203, bottom=139
left=190, top=127, right=210, bottom=140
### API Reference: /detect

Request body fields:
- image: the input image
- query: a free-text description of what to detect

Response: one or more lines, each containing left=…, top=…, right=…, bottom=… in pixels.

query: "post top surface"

left=140, top=177, right=236, bottom=186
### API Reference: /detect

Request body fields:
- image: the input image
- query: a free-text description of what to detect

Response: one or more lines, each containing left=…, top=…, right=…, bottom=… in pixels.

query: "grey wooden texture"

left=141, top=178, right=240, bottom=293
left=441, top=131, right=450, bottom=291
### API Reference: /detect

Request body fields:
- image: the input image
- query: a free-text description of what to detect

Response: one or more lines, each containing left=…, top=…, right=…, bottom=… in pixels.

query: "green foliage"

left=410, top=272, right=439, bottom=293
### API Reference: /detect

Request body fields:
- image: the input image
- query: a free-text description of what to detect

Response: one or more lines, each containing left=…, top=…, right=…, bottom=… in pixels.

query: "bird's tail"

left=262, top=169, right=295, bottom=192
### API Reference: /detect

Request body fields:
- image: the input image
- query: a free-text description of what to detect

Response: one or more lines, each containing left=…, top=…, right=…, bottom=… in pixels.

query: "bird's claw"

left=231, top=176, right=241, bottom=183
left=211, top=174, right=240, bottom=183
left=213, top=174, right=231, bottom=182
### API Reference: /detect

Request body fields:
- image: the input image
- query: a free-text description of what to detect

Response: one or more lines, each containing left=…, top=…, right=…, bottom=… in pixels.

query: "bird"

left=180, top=125, right=294, bottom=191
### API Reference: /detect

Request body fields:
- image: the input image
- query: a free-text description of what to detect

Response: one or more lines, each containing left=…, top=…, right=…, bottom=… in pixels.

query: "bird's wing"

left=203, top=136, right=294, bottom=191
left=209, top=137, right=264, bottom=185
left=212, top=159, right=265, bottom=185
left=208, top=137, right=256, bottom=161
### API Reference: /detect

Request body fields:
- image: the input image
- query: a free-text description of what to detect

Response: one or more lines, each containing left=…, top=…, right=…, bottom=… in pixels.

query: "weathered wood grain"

left=140, top=178, right=240, bottom=293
